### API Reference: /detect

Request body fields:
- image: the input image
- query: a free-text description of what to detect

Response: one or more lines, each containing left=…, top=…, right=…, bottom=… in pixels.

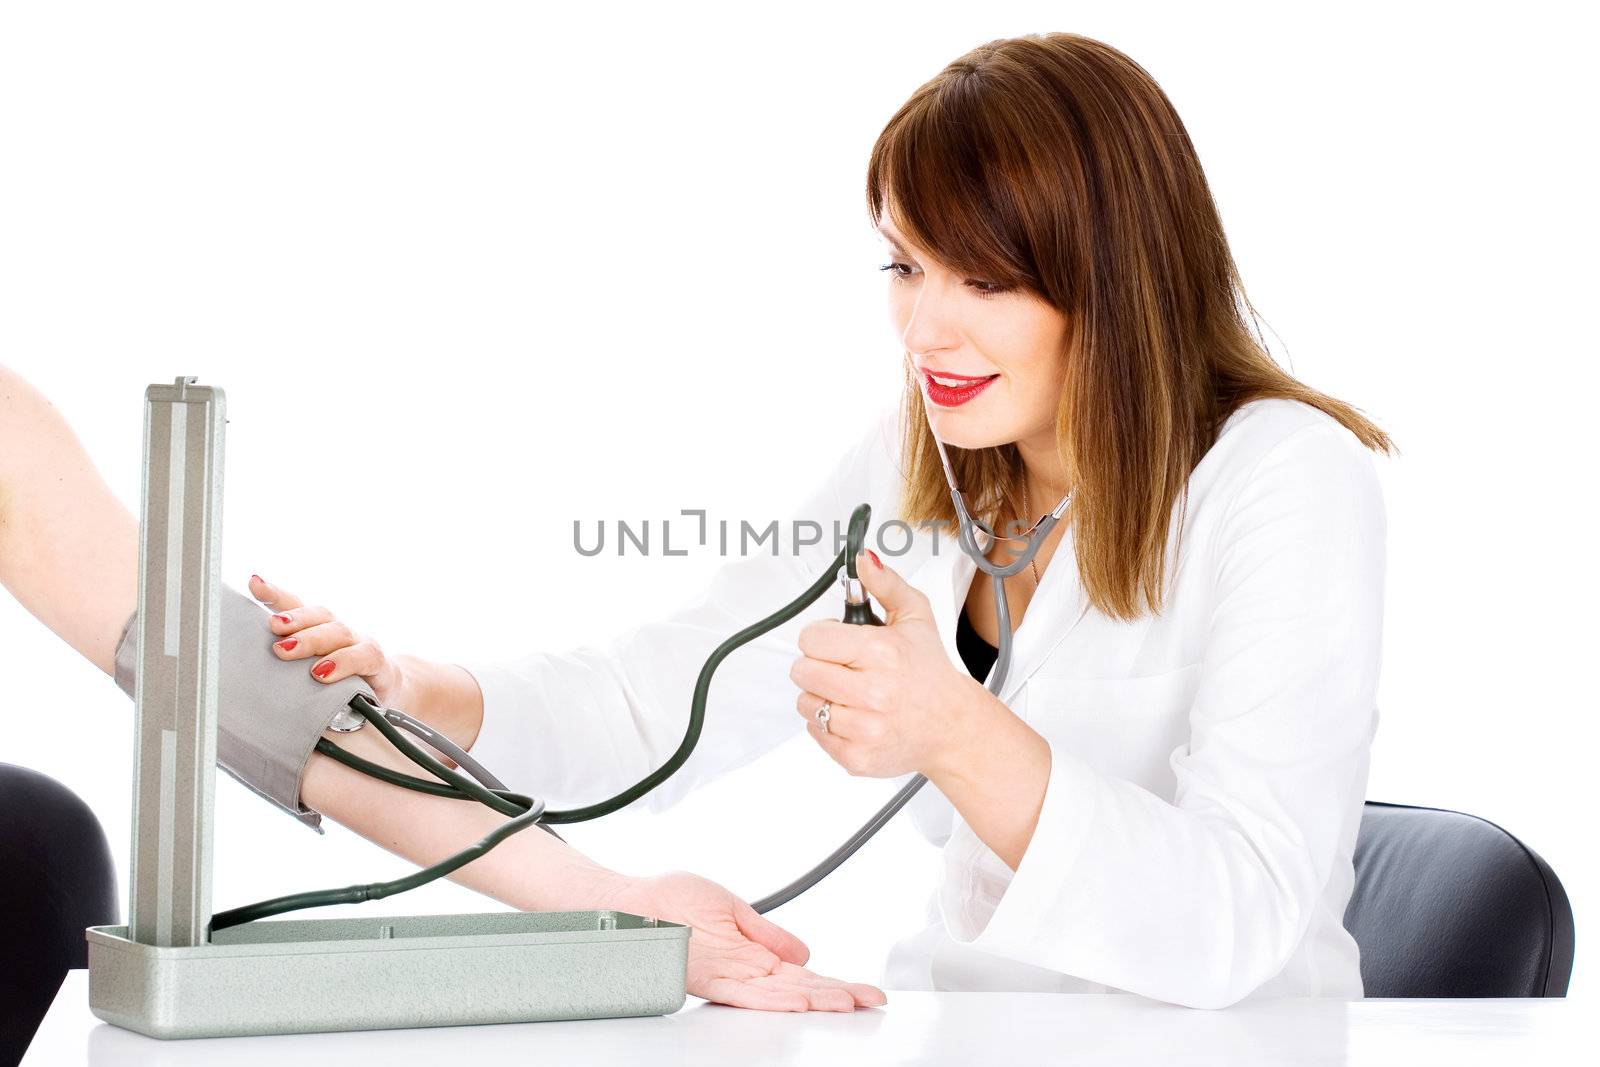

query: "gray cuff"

left=112, top=583, right=379, bottom=834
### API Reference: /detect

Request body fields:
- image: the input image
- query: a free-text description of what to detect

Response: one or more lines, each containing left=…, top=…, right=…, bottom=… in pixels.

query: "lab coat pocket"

left=1024, top=662, right=1203, bottom=800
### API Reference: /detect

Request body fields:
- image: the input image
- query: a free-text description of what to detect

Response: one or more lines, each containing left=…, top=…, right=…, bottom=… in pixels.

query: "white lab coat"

left=461, top=396, right=1386, bottom=1009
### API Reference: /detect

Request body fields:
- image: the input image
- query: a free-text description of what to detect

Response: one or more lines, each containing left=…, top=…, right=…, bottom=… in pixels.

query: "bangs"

left=866, top=79, right=1045, bottom=297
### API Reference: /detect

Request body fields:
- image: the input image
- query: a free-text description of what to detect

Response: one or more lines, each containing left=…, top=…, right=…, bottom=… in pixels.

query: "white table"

left=24, top=971, right=1589, bottom=1066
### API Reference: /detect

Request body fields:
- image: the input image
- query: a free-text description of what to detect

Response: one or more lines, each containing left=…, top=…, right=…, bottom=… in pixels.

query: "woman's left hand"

left=790, top=550, right=981, bottom=779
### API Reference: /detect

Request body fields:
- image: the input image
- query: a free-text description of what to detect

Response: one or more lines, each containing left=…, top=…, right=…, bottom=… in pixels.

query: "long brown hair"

left=868, top=32, right=1395, bottom=621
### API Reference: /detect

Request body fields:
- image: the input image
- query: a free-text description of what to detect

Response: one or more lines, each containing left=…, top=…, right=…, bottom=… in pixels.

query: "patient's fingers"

left=697, top=975, right=808, bottom=1012
left=786, top=966, right=888, bottom=1007
left=756, top=969, right=861, bottom=1012
left=248, top=574, right=303, bottom=612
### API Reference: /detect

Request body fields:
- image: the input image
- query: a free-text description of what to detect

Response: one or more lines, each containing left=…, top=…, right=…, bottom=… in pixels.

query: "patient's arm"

left=0, top=366, right=884, bottom=1011
left=0, top=364, right=618, bottom=901
left=0, top=366, right=140, bottom=677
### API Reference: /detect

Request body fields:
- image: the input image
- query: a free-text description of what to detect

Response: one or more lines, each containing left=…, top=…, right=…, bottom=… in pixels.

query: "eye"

left=877, top=261, right=1012, bottom=297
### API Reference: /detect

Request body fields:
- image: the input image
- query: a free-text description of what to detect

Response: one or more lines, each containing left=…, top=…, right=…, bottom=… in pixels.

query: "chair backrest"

left=1, top=763, right=120, bottom=1063
left=1344, top=801, right=1574, bottom=997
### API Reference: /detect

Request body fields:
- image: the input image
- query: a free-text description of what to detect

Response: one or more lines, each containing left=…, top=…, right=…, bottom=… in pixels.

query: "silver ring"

left=814, top=699, right=833, bottom=733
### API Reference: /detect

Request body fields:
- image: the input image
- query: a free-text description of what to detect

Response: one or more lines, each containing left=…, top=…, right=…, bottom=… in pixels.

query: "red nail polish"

left=867, top=549, right=882, bottom=569
left=272, top=614, right=291, bottom=625
left=277, top=638, right=297, bottom=652
left=313, top=661, right=334, bottom=679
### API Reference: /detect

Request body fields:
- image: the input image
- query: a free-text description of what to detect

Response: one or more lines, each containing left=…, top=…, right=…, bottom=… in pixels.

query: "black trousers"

left=0, top=764, right=118, bottom=1067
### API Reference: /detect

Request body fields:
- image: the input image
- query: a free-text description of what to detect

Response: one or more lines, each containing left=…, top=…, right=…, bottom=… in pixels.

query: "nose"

left=894, top=271, right=965, bottom=358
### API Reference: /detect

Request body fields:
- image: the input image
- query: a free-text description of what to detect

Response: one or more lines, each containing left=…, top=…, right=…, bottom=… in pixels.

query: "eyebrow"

left=876, top=226, right=910, bottom=253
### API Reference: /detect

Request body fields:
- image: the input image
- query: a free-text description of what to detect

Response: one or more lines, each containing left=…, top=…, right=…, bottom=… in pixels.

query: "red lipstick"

left=922, top=369, right=1000, bottom=408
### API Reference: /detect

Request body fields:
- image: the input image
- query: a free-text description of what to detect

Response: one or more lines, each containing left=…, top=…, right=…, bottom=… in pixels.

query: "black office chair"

left=0, top=764, right=120, bottom=1066
left=1344, top=800, right=1574, bottom=997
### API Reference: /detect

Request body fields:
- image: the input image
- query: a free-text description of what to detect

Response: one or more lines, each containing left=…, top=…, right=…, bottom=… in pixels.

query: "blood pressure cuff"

left=112, top=582, right=378, bottom=834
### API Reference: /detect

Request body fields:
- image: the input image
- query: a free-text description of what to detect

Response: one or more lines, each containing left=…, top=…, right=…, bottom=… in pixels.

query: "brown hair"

left=867, top=32, right=1395, bottom=621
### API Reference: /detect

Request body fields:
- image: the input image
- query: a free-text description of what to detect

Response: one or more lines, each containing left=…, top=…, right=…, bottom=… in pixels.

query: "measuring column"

left=127, top=376, right=226, bottom=947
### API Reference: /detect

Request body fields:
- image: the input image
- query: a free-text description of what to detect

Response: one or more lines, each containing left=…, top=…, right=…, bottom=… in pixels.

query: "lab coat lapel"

left=990, top=523, right=1093, bottom=708
left=910, top=523, right=1093, bottom=710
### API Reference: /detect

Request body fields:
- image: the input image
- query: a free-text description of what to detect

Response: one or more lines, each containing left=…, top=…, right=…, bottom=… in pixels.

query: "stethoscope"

left=929, top=410, right=1074, bottom=697
left=207, top=382, right=1074, bottom=934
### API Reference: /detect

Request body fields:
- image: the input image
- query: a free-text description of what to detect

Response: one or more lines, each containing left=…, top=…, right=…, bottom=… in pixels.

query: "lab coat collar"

left=909, top=520, right=1093, bottom=709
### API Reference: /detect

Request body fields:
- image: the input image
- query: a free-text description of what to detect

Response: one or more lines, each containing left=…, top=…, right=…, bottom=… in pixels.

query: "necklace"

left=1022, top=480, right=1042, bottom=587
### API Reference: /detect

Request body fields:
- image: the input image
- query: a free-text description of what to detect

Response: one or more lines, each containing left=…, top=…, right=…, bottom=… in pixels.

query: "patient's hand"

left=602, top=871, right=887, bottom=1013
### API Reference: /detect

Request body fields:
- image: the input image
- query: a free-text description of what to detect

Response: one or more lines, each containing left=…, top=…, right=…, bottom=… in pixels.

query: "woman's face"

left=878, top=215, right=1070, bottom=455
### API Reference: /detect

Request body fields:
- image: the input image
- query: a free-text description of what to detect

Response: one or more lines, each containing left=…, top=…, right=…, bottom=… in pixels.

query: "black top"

left=955, top=604, right=1000, bottom=683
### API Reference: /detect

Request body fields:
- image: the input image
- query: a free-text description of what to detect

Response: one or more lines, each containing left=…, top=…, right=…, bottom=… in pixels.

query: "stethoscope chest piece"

left=840, top=574, right=886, bottom=626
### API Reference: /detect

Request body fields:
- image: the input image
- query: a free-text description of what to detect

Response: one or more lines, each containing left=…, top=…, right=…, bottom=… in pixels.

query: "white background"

left=2, top=0, right=1595, bottom=1004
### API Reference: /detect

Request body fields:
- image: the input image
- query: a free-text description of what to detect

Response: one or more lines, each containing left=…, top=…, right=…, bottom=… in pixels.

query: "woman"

left=14, top=30, right=1391, bottom=1010
left=290, top=31, right=1391, bottom=1007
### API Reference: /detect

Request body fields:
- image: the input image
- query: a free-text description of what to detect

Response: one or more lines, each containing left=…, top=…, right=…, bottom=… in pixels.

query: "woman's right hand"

left=247, top=574, right=409, bottom=706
